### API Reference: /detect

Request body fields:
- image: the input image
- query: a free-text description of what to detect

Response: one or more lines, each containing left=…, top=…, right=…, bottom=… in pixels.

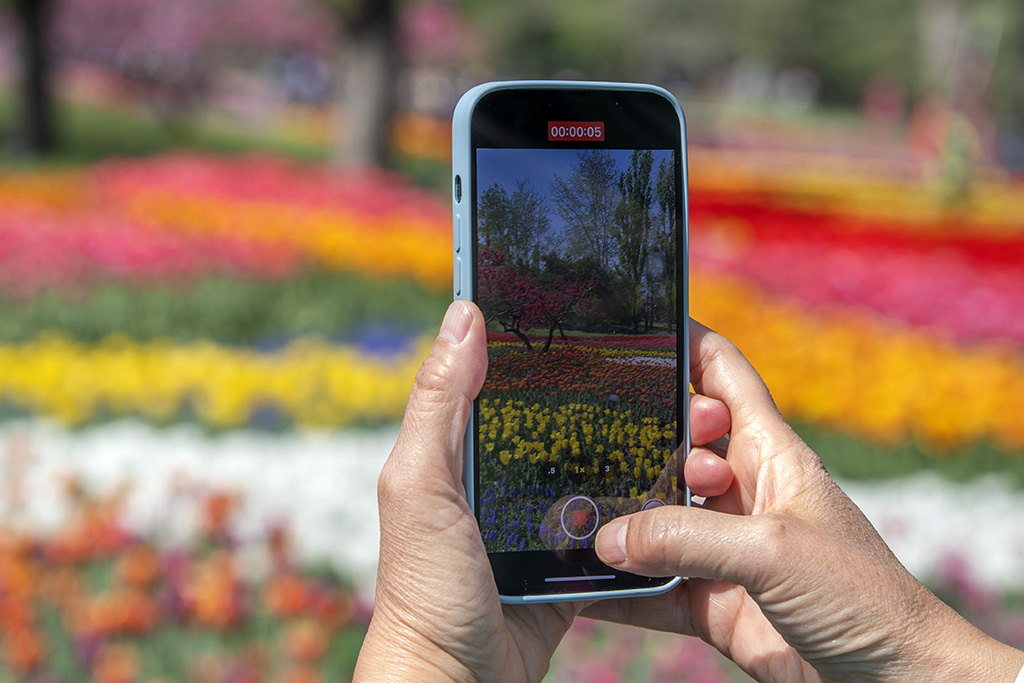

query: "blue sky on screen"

left=476, top=148, right=673, bottom=239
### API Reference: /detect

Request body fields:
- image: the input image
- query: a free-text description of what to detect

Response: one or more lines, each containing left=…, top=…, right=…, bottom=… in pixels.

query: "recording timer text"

left=547, top=121, right=605, bottom=142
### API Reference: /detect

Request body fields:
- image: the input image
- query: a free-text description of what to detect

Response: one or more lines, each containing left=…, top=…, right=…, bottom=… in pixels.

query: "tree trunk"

left=335, top=0, right=398, bottom=167
left=13, top=0, right=56, bottom=155
left=543, top=324, right=557, bottom=352
left=916, top=0, right=960, bottom=93
left=502, top=322, right=533, bottom=351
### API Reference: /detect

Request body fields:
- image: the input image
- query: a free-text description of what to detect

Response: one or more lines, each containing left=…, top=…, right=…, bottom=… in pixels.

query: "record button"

left=560, top=495, right=599, bottom=541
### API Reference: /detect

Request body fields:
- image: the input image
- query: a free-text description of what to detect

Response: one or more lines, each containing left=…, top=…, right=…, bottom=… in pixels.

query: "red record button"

left=548, top=121, right=605, bottom=142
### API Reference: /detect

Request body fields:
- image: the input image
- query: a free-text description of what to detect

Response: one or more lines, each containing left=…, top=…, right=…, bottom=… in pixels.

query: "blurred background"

left=1, top=0, right=1023, bottom=680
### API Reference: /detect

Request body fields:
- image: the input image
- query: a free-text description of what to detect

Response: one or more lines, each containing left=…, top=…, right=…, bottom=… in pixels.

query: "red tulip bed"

left=1, top=146, right=1023, bottom=681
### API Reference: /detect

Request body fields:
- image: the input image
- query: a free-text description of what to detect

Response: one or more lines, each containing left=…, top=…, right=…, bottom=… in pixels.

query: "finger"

left=684, top=447, right=733, bottom=498
left=578, top=578, right=747, bottom=640
left=595, top=505, right=803, bottom=595
left=688, top=319, right=788, bottom=436
left=383, top=301, right=488, bottom=493
left=688, top=320, right=812, bottom=498
left=579, top=580, right=696, bottom=635
left=689, top=393, right=730, bottom=447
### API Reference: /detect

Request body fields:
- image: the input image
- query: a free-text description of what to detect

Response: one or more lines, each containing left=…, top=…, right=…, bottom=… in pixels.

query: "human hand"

left=354, top=301, right=583, bottom=682
left=585, top=320, right=1024, bottom=682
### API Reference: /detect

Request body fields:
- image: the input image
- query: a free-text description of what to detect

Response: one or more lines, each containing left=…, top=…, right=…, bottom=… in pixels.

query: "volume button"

left=454, top=214, right=462, bottom=253
left=454, top=256, right=463, bottom=296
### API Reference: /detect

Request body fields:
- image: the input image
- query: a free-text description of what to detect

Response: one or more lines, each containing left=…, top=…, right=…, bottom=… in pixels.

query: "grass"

left=0, top=90, right=333, bottom=164
left=0, top=269, right=449, bottom=344
left=796, top=421, right=1024, bottom=489
left=0, top=89, right=454, bottom=194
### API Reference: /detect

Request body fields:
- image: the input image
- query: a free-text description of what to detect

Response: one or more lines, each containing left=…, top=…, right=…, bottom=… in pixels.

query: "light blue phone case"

left=452, top=80, right=690, bottom=603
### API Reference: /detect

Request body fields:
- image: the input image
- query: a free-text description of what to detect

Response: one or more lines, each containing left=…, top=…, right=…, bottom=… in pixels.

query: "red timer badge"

left=547, top=121, right=605, bottom=142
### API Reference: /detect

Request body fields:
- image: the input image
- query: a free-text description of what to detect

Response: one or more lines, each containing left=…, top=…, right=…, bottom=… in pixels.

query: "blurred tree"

left=457, top=0, right=1023, bottom=126
left=805, top=1, right=918, bottom=105
left=991, top=1, right=1024, bottom=155
left=1, top=0, right=336, bottom=154
left=8, top=0, right=56, bottom=154
left=55, top=0, right=334, bottom=128
left=327, top=0, right=399, bottom=166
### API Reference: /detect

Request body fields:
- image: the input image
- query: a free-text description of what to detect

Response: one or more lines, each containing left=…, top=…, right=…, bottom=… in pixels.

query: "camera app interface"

left=475, top=146, right=682, bottom=554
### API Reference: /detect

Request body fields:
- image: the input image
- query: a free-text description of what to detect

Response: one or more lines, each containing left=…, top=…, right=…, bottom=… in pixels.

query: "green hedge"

left=797, top=421, right=1024, bottom=489
left=0, top=270, right=450, bottom=344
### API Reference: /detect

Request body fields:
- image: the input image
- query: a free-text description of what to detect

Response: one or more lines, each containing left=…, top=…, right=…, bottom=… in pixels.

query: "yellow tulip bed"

left=0, top=335, right=429, bottom=429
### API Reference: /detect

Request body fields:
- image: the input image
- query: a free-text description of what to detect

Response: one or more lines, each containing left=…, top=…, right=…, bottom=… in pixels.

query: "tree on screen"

left=654, top=157, right=677, bottom=332
left=478, top=245, right=594, bottom=351
left=612, top=149, right=654, bottom=333
left=549, top=150, right=618, bottom=269
left=478, top=179, right=550, bottom=264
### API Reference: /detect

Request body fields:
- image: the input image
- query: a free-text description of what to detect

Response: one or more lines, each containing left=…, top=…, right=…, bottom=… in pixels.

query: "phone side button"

left=454, top=256, right=462, bottom=296
left=453, top=214, right=461, bottom=253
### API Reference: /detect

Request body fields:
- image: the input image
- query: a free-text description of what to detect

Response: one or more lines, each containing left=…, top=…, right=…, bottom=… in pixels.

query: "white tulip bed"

left=2, top=418, right=1023, bottom=595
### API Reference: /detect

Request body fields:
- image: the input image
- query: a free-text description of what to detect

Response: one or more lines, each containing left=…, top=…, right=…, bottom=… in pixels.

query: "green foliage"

left=612, top=150, right=655, bottom=332
left=550, top=150, right=618, bottom=270
left=460, top=0, right=1022, bottom=124
left=803, top=1, right=919, bottom=104
left=797, top=421, right=1024, bottom=490
left=654, top=158, right=678, bottom=331
left=539, top=251, right=629, bottom=329
left=478, top=179, right=550, bottom=262
left=0, top=270, right=449, bottom=344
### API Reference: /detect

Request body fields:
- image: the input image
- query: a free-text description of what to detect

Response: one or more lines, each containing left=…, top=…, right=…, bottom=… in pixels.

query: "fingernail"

left=438, top=301, right=472, bottom=344
left=597, top=517, right=629, bottom=565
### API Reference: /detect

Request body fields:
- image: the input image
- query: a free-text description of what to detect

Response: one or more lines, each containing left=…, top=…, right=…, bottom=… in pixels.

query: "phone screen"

left=462, top=86, right=688, bottom=599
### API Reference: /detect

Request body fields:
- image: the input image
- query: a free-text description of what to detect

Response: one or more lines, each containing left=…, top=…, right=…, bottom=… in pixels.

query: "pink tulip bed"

left=0, top=147, right=1023, bottom=680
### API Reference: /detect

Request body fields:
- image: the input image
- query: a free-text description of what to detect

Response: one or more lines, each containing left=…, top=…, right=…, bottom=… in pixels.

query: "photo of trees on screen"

left=474, top=148, right=681, bottom=553
left=477, top=148, right=677, bottom=345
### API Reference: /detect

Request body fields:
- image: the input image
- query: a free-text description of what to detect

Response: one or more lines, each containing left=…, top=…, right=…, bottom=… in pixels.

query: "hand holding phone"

left=359, top=301, right=1024, bottom=681
left=452, top=81, right=690, bottom=603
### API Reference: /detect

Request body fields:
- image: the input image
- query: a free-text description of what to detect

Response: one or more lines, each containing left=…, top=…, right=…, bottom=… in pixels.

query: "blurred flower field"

left=0, top=155, right=445, bottom=430
left=688, top=150, right=1024, bottom=457
left=1, top=141, right=1023, bottom=680
left=0, top=463, right=367, bottom=682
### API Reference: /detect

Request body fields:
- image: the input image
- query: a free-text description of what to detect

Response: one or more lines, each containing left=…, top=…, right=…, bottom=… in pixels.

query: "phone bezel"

left=452, top=81, right=690, bottom=603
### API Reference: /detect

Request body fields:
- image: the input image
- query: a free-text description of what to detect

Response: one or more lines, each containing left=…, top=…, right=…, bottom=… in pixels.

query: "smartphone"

left=452, top=81, right=689, bottom=603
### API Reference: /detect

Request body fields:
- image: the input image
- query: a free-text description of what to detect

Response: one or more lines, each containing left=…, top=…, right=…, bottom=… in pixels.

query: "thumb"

left=595, top=505, right=805, bottom=594
left=384, top=300, right=488, bottom=492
